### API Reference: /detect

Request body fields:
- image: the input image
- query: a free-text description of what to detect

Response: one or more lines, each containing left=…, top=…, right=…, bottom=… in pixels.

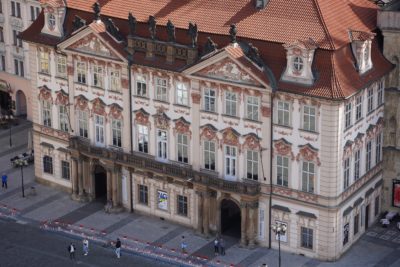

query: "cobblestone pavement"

left=1, top=121, right=400, bottom=267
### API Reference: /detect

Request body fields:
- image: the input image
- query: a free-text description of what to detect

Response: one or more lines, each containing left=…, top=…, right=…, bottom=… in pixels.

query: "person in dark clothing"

left=2, top=173, right=7, bottom=189
left=219, top=237, right=225, bottom=255
left=214, top=238, right=219, bottom=255
left=68, top=243, right=76, bottom=260
left=115, top=238, right=121, bottom=258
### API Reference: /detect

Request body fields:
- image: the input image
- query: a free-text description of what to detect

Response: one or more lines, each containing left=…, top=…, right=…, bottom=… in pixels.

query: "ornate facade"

left=21, top=0, right=393, bottom=261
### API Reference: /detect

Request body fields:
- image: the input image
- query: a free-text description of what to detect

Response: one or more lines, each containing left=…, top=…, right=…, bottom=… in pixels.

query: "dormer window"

left=281, top=39, right=317, bottom=86
left=348, top=30, right=375, bottom=75
left=40, top=2, right=66, bottom=38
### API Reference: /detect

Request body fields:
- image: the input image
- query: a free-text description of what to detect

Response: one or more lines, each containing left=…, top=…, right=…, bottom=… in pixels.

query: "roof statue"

left=166, top=20, right=176, bottom=43
left=188, top=22, right=198, bottom=47
left=128, top=13, right=137, bottom=36
left=203, top=37, right=218, bottom=56
left=72, top=15, right=86, bottom=32
left=105, top=18, right=124, bottom=41
left=92, top=2, right=101, bottom=21
left=229, top=24, right=237, bottom=43
left=148, top=15, right=157, bottom=40
left=247, top=43, right=263, bottom=67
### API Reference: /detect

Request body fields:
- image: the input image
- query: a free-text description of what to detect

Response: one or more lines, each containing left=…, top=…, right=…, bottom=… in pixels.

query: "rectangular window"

left=136, top=75, right=147, bottom=97
left=177, top=133, right=189, bottom=163
left=367, top=87, right=374, bottom=113
left=16, top=2, right=21, bottom=18
left=61, top=161, right=70, bottom=180
left=39, top=52, right=49, bottom=73
left=137, top=125, right=149, bottom=153
left=246, top=150, right=259, bottom=180
left=0, top=1, right=2, bottom=14
left=344, top=157, right=350, bottom=190
left=301, top=161, right=315, bottom=193
left=94, top=115, right=105, bottom=146
left=43, top=156, right=53, bottom=174
left=345, top=102, right=352, bottom=129
left=110, top=69, right=121, bottom=92
left=177, top=195, right=188, bottom=216
left=155, top=78, right=168, bottom=102
left=30, top=6, right=35, bottom=21
left=138, top=185, right=148, bottom=205
left=157, top=130, right=168, bottom=160
left=366, top=140, right=372, bottom=171
left=0, top=27, right=4, bottom=42
left=42, top=100, right=52, bottom=127
left=112, top=119, right=122, bottom=147
left=277, top=155, right=289, bottom=187
left=176, top=82, right=188, bottom=105
left=246, top=96, right=259, bottom=121
left=277, top=101, right=290, bottom=126
left=301, top=227, right=313, bottom=249
left=78, top=110, right=88, bottom=138
left=225, top=91, right=237, bottom=116
left=77, top=62, right=86, bottom=84
left=225, top=145, right=237, bottom=179
left=56, top=56, right=67, bottom=77
left=1, top=55, right=5, bottom=71
left=303, top=105, right=316, bottom=131
left=355, top=95, right=363, bottom=121
left=59, top=105, right=68, bottom=132
left=203, top=140, right=216, bottom=171
left=376, top=133, right=382, bottom=164
left=14, top=59, right=18, bottom=75
left=343, top=223, right=349, bottom=246
left=204, top=88, right=216, bottom=112
left=374, top=196, right=379, bottom=217
left=354, top=150, right=361, bottom=180
left=13, top=30, right=22, bottom=47
left=354, top=213, right=359, bottom=235
left=92, top=65, right=103, bottom=88
left=16, top=59, right=23, bottom=77
left=377, top=81, right=384, bottom=106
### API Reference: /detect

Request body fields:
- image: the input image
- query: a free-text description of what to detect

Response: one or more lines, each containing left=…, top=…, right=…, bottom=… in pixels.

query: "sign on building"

left=157, top=190, right=168, bottom=210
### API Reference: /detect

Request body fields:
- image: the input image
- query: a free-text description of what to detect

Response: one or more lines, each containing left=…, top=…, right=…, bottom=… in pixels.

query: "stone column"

left=112, top=167, right=118, bottom=207
left=240, top=202, right=248, bottom=246
left=71, top=158, right=78, bottom=197
left=106, top=169, right=112, bottom=202
left=247, top=202, right=258, bottom=248
left=203, top=192, right=210, bottom=237
left=196, top=191, right=204, bottom=234
left=78, top=159, right=84, bottom=196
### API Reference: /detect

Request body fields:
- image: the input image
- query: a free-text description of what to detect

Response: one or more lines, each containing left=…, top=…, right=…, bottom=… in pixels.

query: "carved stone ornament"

left=188, top=22, right=198, bottom=47
left=229, top=24, right=237, bottom=43
left=72, top=15, right=86, bottom=32
left=174, top=118, right=191, bottom=135
left=153, top=109, right=170, bottom=130
left=109, top=103, right=123, bottom=120
left=247, top=43, right=263, bottom=67
left=74, top=95, right=88, bottom=110
left=191, top=92, right=201, bottom=104
left=166, top=20, right=176, bottom=43
left=92, top=2, right=101, bottom=21
left=38, top=86, right=53, bottom=103
left=128, top=13, right=137, bottom=36
left=135, top=109, right=150, bottom=125
left=105, top=18, right=124, bottom=41
left=55, top=90, right=69, bottom=106
left=243, top=134, right=260, bottom=150
left=203, top=37, right=218, bottom=56
left=91, top=98, right=106, bottom=116
left=343, top=140, right=353, bottom=160
left=354, top=133, right=364, bottom=150
left=274, top=139, right=294, bottom=159
left=222, top=128, right=240, bottom=146
left=200, top=125, right=217, bottom=140
left=69, top=34, right=114, bottom=58
left=296, top=144, right=321, bottom=166
left=148, top=15, right=157, bottom=40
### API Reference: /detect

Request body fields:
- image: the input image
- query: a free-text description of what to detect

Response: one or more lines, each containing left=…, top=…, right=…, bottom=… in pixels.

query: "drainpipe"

left=128, top=55, right=134, bottom=213
left=268, top=91, right=274, bottom=249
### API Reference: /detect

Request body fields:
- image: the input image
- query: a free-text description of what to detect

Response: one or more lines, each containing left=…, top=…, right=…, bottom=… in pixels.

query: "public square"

left=0, top=122, right=399, bottom=267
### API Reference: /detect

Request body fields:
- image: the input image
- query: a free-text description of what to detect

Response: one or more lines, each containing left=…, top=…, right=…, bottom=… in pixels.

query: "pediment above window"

left=200, top=124, right=218, bottom=140
left=38, top=85, right=53, bottom=103
left=108, top=103, right=123, bottom=120
left=282, top=39, right=317, bottom=86
left=91, top=97, right=106, bottom=116
left=134, top=108, right=150, bottom=125
left=221, top=127, right=240, bottom=146
left=55, top=89, right=69, bottom=106
left=66, top=33, right=120, bottom=60
left=75, top=94, right=89, bottom=110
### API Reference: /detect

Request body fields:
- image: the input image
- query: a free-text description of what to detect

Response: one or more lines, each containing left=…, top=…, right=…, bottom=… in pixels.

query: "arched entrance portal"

left=16, top=90, right=26, bottom=117
left=94, top=165, right=107, bottom=201
left=220, top=199, right=241, bottom=238
left=0, top=90, right=11, bottom=114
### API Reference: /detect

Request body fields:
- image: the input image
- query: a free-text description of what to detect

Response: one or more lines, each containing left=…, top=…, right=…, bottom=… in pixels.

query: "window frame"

left=354, top=149, right=361, bottom=180
left=354, top=213, right=360, bottom=235
left=203, top=140, right=216, bottom=171
left=155, top=77, right=168, bottom=102
left=111, top=119, right=122, bottom=147
left=78, top=110, right=88, bottom=138
left=302, top=105, right=316, bottom=132
left=94, top=114, right=105, bottom=146
left=176, top=82, right=189, bottom=106
left=277, top=101, right=290, bottom=127
left=345, top=102, right=352, bottom=129
left=293, top=56, right=304, bottom=72
left=56, top=55, right=67, bottom=78
left=377, top=81, right=384, bottom=106
left=137, top=124, right=149, bottom=153
left=246, top=150, right=259, bottom=181
left=135, top=75, right=147, bottom=97
left=177, top=195, right=188, bottom=217
left=375, top=132, right=382, bottom=164
left=246, top=95, right=259, bottom=121
left=301, top=161, right=315, bottom=193
left=138, top=184, right=148, bottom=205
left=366, top=140, right=372, bottom=171
left=367, top=87, right=374, bottom=113
left=92, top=65, right=103, bottom=88
left=300, top=227, right=313, bottom=250
left=42, top=100, right=52, bottom=127
left=177, top=133, right=189, bottom=164
left=276, top=155, right=289, bottom=187
left=203, top=88, right=216, bottom=112
left=61, top=160, right=70, bottom=180
left=343, top=157, right=350, bottom=190
left=110, top=69, right=121, bottom=92
left=39, top=51, right=50, bottom=74
left=355, top=95, right=363, bottom=121
left=59, top=105, right=69, bottom=132
left=157, top=129, right=168, bottom=160
left=76, top=62, right=86, bottom=84
left=224, top=145, right=237, bottom=179
left=43, top=155, right=53, bottom=174
left=225, top=91, right=237, bottom=117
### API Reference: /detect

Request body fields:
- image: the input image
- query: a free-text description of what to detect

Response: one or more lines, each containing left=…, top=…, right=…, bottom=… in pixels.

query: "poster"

left=157, top=190, right=168, bottom=210
left=393, top=180, right=400, bottom=208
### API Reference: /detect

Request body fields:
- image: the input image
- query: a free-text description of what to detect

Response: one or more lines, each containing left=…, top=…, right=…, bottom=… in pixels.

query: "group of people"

left=67, top=237, right=122, bottom=260
left=213, top=237, right=226, bottom=256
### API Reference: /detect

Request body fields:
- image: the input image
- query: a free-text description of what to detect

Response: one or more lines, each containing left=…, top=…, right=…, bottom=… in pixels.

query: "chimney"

left=255, top=0, right=269, bottom=10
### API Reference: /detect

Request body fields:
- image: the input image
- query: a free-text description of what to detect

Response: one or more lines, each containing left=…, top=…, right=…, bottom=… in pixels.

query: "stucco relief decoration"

left=134, top=109, right=150, bottom=125
left=75, top=95, right=88, bottom=110
left=174, top=118, right=191, bottom=136
left=70, top=34, right=115, bottom=58
left=376, top=117, right=384, bottom=132
left=273, top=138, right=295, bottom=159
left=366, top=124, right=376, bottom=141
left=91, top=98, right=106, bottom=116
left=296, top=144, right=321, bottom=166
left=353, top=133, right=364, bottom=150
left=55, top=90, right=69, bottom=106
left=222, top=128, right=240, bottom=146
left=200, top=125, right=217, bottom=141
left=261, top=106, right=271, bottom=117
left=191, top=92, right=201, bottom=104
left=243, top=134, right=260, bottom=150
left=38, top=86, right=53, bottom=103
left=198, top=59, right=257, bottom=85
left=153, top=108, right=170, bottom=130
left=343, top=140, right=353, bottom=160
left=108, top=103, right=123, bottom=120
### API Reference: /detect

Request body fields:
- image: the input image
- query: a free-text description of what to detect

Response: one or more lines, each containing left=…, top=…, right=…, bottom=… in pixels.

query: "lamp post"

left=14, top=159, right=28, bottom=197
left=272, top=222, right=287, bottom=267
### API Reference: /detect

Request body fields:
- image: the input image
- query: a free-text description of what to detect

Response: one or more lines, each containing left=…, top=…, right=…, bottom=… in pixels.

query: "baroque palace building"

left=21, top=0, right=393, bottom=260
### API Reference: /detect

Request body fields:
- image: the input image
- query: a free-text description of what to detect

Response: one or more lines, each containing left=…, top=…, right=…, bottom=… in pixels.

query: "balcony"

left=70, top=136, right=260, bottom=196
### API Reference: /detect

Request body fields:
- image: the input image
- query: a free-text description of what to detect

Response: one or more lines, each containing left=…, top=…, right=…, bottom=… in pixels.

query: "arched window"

left=293, top=56, right=304, bottom=71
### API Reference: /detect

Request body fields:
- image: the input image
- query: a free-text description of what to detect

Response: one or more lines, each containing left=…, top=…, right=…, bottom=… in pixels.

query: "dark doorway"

left=220, top=199, right=241, bottom=238
left=16, top=90, right=26, bottom=117
left=94, top=165, right=107, bottom=201
left=365, top=204, right=370, bottom=230
left=0, top=90, right=11, bottom=114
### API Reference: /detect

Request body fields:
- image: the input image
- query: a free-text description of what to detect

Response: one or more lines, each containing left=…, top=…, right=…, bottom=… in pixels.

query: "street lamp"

left=272, top=222, right=287, bottom=267
left=14, top=159, right=28, bottom=197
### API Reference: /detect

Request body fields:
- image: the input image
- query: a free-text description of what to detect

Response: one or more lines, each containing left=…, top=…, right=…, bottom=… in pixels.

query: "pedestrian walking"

left=67, top=243, right=76, bottom=260
left=2, top=173, right=7, bottom=189
left=115, top=238, right=121, bottom=258
left=82, top=238, right=89, bottom=256
left=181, top=235, right=187, bottom=253
left=219, top=237, right=225, bottom=255
left=214, top=238, right=219, bottom=256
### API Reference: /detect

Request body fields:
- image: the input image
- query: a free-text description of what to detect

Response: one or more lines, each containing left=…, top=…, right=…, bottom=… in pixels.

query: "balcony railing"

left=70, top=136, right=260, bottom=196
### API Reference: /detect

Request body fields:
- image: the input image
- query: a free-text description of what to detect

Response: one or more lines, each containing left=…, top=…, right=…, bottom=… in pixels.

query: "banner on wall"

left=157, top=190, right=168, bottom=210
left=393, top=180, right=400, bottom=208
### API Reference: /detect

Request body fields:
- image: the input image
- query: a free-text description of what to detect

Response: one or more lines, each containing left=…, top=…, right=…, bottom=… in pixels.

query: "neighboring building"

left=0, top=0, right=41, bottom=119
left=21, top=0, right=393, bottom=261
left=378, top=0, right=400, bottom=213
